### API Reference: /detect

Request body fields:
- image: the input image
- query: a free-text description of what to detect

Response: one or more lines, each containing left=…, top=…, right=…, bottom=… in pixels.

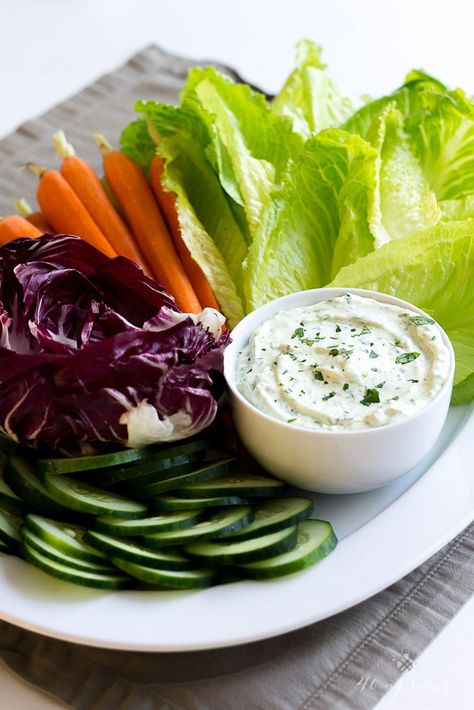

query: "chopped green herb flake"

left=291, top=327, right=305, bottom=339
left=360, top=388, right=380, bottom=406
left=395, top=351, right=420, bottom=365
left=322, top=391, right=336, bottom=401
left=287, top=418, right=297, bottom=423
left=313, top=370, right=324, bottom=381
left=335, top=325, right=341, bottom=333
left=392, top=396, right=400, bottom=401
left=408, top=379, right=419, bottom=383
left=343, top=383, right=350, bottom=391
left=376, top=382, right=385, bottom=388
left=369, top=350, right=379, bottom=359
left=329, top=348, right=339, bottom=356
left=409, top=316, right=435, bottom=326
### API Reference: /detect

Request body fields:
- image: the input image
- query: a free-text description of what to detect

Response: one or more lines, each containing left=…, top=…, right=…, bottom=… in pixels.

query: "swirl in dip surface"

left=236, top=293, right=450, bottom=430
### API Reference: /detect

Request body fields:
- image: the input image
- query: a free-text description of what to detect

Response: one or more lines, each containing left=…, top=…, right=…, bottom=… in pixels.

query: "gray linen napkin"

left=0, top=45, right=473, bottom=710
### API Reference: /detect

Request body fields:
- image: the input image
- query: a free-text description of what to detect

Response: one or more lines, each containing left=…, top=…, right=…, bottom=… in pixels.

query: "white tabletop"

left=0, top=0, right=473, bottom=707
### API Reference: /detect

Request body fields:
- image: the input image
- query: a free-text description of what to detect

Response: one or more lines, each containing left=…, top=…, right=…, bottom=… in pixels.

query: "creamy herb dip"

left=236, top=293, right=450, bottom=430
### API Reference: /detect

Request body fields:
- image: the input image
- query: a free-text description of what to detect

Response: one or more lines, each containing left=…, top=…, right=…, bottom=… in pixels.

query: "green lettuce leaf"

left=244, top=129, right=378, bottom=310
left=366, top=104, right=440, bottom=248
left=272, top=40, right=354, bottom=137
left=343, top=70, right=447, bottom=140
left=329, top=219, right=474, bottom=399
left=404, top=87, right=474, bottom=201
left=440, top=195, right=474, bottom=221
left=181, top=67, right=303, bottom=239
left=120, top=119, right=157, bottom=172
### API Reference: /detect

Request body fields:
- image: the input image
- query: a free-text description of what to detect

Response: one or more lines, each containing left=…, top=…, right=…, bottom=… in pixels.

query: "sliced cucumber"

left=0, top=469, right=25, bottom=511
left=185, top=524, right=298, bottom=565
left=221, top=497, right=313, bottom=542
left=25, top=515, right=108, bottom=564
left=5, top=456, right=73, bottom=516
left=0, top=503, right=23, bottom=549
left=38, top=446, right=153, bottom=476
left=153, top=493, right=249, bottom=512
left=22, top=528, right=114, bottom=573
left=84, top=530, right=194, bottom=570
left=0, top=540, right=13, bottom=554
left=140, top=506, right=254, bottom=548
left=177, top=472, right=286, bottom=499
left=112, top=557, right=217, bottom=589
left=21, top=542, right=132, bottom=590
left=93, top=439, right=208, bottom=486
left=238, top=520, right=338, bottom=579
left=42, top=476, right=148, bottom=519
left=132, top=458, right=237, bottom=500
left=95, top=509, right=205, bottom=536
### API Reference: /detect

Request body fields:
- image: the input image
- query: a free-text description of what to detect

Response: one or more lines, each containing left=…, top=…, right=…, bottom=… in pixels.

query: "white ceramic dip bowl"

left=223, top=288, right=455, bottom=494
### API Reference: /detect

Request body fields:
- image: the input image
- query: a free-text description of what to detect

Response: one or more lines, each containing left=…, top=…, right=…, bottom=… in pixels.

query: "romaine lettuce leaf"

left=272, top=39, right=354, bottom=137
left=181, top=67, right=303, bottom=239
left=366, top=104, right=440, bottom=248
left=244, top=129, right=378, bottom=310
left=329, top=219, right=474, bottom=400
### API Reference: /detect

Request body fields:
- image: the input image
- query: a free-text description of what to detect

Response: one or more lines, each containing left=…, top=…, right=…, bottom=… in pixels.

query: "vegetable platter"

left=0, top=39, right=474, bottom=649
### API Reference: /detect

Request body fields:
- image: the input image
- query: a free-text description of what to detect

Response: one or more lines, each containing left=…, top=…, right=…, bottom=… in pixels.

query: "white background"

left=0, top=0, right=473, bottom=707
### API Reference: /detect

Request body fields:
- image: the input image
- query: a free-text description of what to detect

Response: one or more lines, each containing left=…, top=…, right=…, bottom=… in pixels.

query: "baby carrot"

left=0, top=215, right=42, bottom=244
left=96, top=135, right=202, bottom=313
left=53, top=132, right=151, bottom=274
left=28, top=164, right=116, bottom=257
left=16, top=199, right=52, bottom=233
left=149, top=155, right=219, bottom=310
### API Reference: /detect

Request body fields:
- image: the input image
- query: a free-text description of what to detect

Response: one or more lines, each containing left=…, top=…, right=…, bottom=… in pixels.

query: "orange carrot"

left=0, top=216, right=42, bottom=244
left=16, top=199, right=52, bottom=233
left=53, top=132, right=151, bottom=274
left=28, top=164, right=116, bottom=257
left=27, top=212, right=53, bottom=233
left=96, top=135, right=202, bottom=313
left=149, top=155, right=219, bottom=310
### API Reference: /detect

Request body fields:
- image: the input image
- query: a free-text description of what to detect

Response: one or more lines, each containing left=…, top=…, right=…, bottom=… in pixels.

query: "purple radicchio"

left=0, top=234, right=228, bottom=455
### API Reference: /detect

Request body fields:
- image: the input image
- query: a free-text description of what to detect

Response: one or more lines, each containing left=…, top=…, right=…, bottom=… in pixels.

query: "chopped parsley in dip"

left=236, top=294, right=450, bottom=431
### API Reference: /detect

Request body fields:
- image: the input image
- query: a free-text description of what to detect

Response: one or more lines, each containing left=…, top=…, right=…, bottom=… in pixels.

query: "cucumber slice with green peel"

left=221, top=498, right=313, bottom=542
left=21, top=542, right=133, bottom=590
left=22, top=528, right=114, bottom=573
left=122, top=456, right=205, bottom=490
left=140, top=506, right=254, bottom=548
left=132, top=458, right=237, bottom=500
left=84, top=530, right=195, bottom=570
left=42, top=476, right=148, bottom=519
left=153, top=494, right=249, bottom=512
left=0, top=469, right=25, bottom=511
left=93, top=440, right=209, bottom=486
left=112, top=557, right=217, bottom=589
left=177, top=473, right=286, bottom=499
left=38, top=446, right=153, bottom=476
left=5, top=456, right=74, bottom=516
left=0, top=503, right=23, bottom=549
left=185, top=524, right=298, bottom=565
left=238, top=520, right=338, bottom=579
left=95, top=454, right=204, bottom=488
left=25, top=515, right=108, bottom=564
left=0, top=540, right=13, bottom=554
left=95, top=509, right=206, bottom=536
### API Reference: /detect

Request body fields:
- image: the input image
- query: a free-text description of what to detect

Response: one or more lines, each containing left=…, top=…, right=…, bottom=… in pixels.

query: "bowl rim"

left=223, top=287, right=456, bottom=438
